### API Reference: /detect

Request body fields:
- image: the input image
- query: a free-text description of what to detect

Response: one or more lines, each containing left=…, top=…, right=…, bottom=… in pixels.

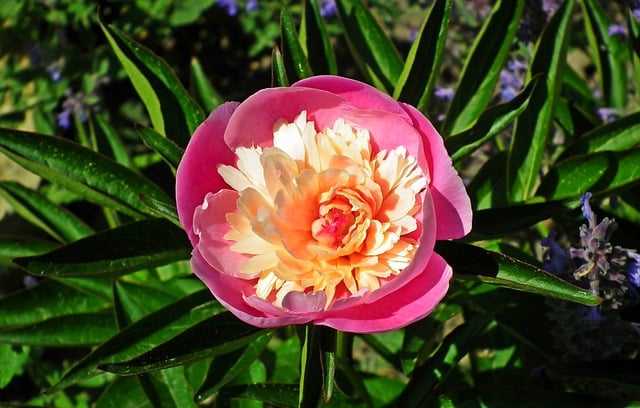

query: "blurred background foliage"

left=1, top=0, right=640, bottom=406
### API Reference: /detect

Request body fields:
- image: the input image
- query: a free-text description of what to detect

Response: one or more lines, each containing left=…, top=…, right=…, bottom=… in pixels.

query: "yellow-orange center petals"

left=217, top=111, right=428, bottom=309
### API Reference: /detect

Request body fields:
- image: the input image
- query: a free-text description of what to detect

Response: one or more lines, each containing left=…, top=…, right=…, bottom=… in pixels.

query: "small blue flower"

left=246, top=0, right=258, bottom=12
left=632, top=0, right=640, bottom=20
left=57, top=109, right=72, bottom=129
left=541, top=232, right=568, bottom=275
left=608, top=24, right=627, bottom=37
left=217, top=0, right=238, bottom=16
left=319, top=0, right=336, bottom=18
left=627, top=254, right=640, bottom=288
left=433, top=86, right=455, bottom=101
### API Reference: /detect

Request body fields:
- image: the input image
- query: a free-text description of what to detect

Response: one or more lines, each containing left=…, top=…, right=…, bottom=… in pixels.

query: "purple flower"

left=246, top=0, right=258, bottom=12
left=608, top=24, right=627, bottom=37
left=57, top=109, right=72, bottom=129
left=57, top=89, right=89, bottom=129
left=597, top=107, right=618, bottom=123
left=541, top=232, right=568, bottom=275
left=434, top=86, right=455, bottom=101
left=627, top=253, right=640, bottom=287
left=319, top=0, right=336, bottom=18
left=217, top=0, right=238, bottom=16
left=632, top=0, right=640, bottom=20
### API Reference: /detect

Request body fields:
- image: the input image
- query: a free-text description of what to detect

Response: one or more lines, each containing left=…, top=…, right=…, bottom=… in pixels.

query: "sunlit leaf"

left=537, top=148, right=640, bottom=200
left=441, top=0, right=524, bottom=135
left=560, top=112, right=640, bottom=158
left=100, top=21, right=204, bottom=147
left=15, top=218, right=190, bottom=278
left=299, top=0, right=337, bottom=75
left=0, top=181, right=93, bottom=242
left=281, top=6, right=313, bottom=81
left=0, top=128, right=173, bottom=218
left=437, top=241, right=601, bottom=306
left=393, top=0, right=452, bottom=111
left=99, top=314, right=263, bottom=375
left=0, top=312, right=117, bottom=346
left=335, top=0, right=403, bottom=92
left=50, top=290, right=218, bottom=392
left=507, top=0, right=575, bottom=202
left=581, top=0, right=628, bottom=108
left=272, top=45, right=290, bottom=87
left=190, top=57, right=223, bottom=113
left=446, top=76, right=539, bottom=162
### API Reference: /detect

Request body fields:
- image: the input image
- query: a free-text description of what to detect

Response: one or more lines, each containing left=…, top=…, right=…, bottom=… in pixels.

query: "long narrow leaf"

left=190, top=57, right=223, bottom=113
left=137, top=125, right=184, bottom=172
left=0, top=235, right=58, bottom=267
left=537, top=148, right=640, bottom=200
left=299, top=0, right=337, bottom=75
left=335, top=0, right=404, bottom=92
left=560, top=111, right=640, bottom=158
left=507, top=0, right=575, bottom=202
left=581, top=0, right=628, bottom=108
left=446, top=76, right=539, bottom=162
left=281, top=6, right=314, bottom=81
left=14, top=218, right=190, bottom=278
left=441, top=0, right=524, bottom=135
left=100, top=21, right=204, bottom=147
left=437, top=241, right=601, bottom=306
left=272, top=45, right=290, bottom=87
left=0, top=128, right=173, bottom=218
left=49, top=289, right=219, bottom=392
left=0, top=181, right=93, bottom=242
left=393, top=0, right=452, bottom=111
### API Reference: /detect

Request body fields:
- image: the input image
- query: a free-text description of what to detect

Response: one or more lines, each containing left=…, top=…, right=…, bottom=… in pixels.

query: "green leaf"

left=395, top=311, right=498, bottom=407
left=299, top=0, right=337, bottom=75
left=466, top=151, right=508, bottom=210
left=581, top=0, right=628, bottom=108
left=560, top=112, right=640, bottom=158
left=0, top=312, right=117, bottom=346
left=168, top=0, right=216, bottom=26
left=95, top=114, right=133, bottom=168
left=272, top=45, right=290, bottom=87
left=0, top=280, right=110, bottom=329
left=441, top=0, right=524, bottom=135
left=470, top=199, right=575, bottom=239
left=217, top=383, right=299, bottom=407
left=446, top=76, right=539, bottom=162
left=137, top=125, right=184, bottom=172
left=0, top=181, right=93, bottom=242
left=507, top=0, right=575, bottom=202
left=0, top=235, right=58, bottom=266
left=393, top=0, right=452, bottom=111
left=629, top=10, right=640, bottom=97
left=0, top=128, right=173, bottom=218
left=95, top=376, right=152, bottom=408
left=546, top=360, right=640, bottom=397
left=190, top=57, right=223, bottom=113
left=537, top=148, right=640, bottom=200
left=15, top=218, right=190, bottom=278
left=50, top=289, right=218, bottom=392
left=335, top=0, right=404, bottom=93
left=0, top=344, right=29, bottom=388
left=436, top=241, right=601, bottom=306
left=281, top=6, right=314, bottom=81
left=99, top=21, right=205, bottom=147
left=99, top=315, right=263, bottom=375
left=196, top=331, right=273, bottom=402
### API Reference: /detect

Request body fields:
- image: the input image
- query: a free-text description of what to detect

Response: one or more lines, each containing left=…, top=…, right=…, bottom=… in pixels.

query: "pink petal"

left=192, top=250, right=315, bottom=328
left=401, top=103, right=473, bottom=239
left=223, top=87, right=355, bottom=150
left=281, top=291, right=327, bottom=313
left=176, top=102, right=240, bottom=245
left=193, top=190, right=249, bottom=278
left=315, top=253, right=453, bottom=333
left=293, top=76, right=412, bottom=123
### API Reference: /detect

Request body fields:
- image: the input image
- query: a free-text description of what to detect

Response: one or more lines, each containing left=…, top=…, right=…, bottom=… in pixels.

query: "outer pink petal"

left=176, top=102, right=240, bottom=245
left=223, top=87, right=355, bottom=150
left=401, top=103, right=473, bottom=240
left=191, top=250, right=315, bottom=328
left=315, top=253, right=452, bottom=333
left=292, top=76, right=412, bottom=123
left=193, top=190, right=249, bottom=278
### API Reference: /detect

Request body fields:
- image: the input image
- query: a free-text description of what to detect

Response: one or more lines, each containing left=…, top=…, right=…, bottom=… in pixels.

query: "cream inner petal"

left=214, top=110, right=427, bottom=310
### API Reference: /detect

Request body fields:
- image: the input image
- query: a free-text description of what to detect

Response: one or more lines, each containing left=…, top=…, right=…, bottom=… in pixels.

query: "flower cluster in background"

left=542, top=193, right=640, bottom=363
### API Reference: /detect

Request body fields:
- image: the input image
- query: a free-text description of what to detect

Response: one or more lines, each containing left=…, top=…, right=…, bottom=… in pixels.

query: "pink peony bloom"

left=176, top=76, right=472, bottom=333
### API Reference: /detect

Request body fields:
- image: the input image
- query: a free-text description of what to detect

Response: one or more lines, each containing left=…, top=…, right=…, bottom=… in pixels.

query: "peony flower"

left=176, top=76, right=472, bottom=333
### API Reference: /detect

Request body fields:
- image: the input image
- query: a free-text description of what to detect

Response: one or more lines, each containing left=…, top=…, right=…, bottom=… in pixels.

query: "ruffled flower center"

left=217, top=111, right=427, bottom=309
